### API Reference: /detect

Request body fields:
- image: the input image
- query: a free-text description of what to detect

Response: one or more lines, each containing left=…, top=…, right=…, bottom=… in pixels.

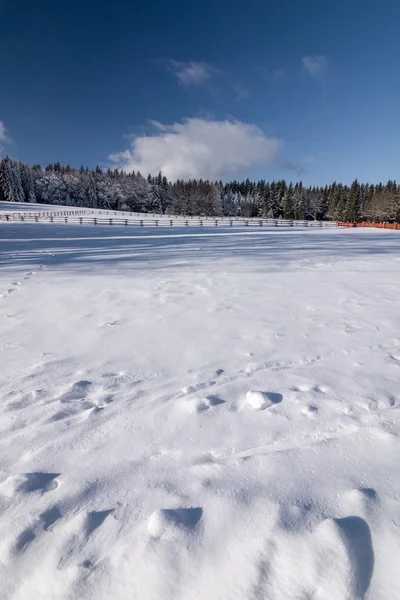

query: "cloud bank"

left=109, top=118, right=281, bottom=181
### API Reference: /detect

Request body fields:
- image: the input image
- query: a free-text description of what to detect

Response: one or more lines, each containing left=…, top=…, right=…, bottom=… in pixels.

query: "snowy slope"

left=0, top=202, right=84, bottom=213
left=0, top=223, right=400, bottom=600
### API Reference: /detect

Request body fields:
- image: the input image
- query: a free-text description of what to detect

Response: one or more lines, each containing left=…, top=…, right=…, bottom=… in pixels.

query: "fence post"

left=140, top=220, right=143, bottom=227
left=215, top=220, right=218, bottom=226
left=79, top=217, right=83, bottom=224
left=169, top=220, right=173, bottom=226
left=185, top=220, right=189, bottom=227
left=94, top=218, right=97, bottom=225
left=125, top=219, right=128, bottom=226
left=259, top=220, right=263, bottom=226
left=109, top=218, right=112, bottom=225
left=50, top=216, right=53, bottom=223
left=200, top=220, right=203, bottom=226
left=35, top=215, right=38, bottom=222
left=230, top=220, right=233, bottom=226
left=274, top=220, right=278, bottom=227
left=6, top=214, right=9, bottom=221
left=155, top=220, right=159, bottom=226
left=65, top=217, right=68, bottom=223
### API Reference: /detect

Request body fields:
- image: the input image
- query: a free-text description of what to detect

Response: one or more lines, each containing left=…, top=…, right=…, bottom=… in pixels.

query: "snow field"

left=0, top=223, right=400, bottom=599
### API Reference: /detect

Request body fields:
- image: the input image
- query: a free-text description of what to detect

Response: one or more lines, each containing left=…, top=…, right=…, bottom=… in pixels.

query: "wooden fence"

left=0, top=211, right=337, bottom=228
left=339, top=222, right=400, bottom=230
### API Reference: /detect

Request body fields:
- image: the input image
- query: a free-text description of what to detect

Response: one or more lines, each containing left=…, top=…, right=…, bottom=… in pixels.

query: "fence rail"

left=338, top=222, right=400, bottom=230
left=0, top=211, right=337, bottom=228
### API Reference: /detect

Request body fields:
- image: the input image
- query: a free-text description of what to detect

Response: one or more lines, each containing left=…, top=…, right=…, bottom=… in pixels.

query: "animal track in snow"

left=291, top=383, right=329, bottom=394
left=181, top=380, right=217, bottom=395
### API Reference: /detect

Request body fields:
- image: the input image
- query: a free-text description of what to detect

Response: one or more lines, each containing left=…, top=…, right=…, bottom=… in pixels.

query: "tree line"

left=0, top=156, right=399, bottom=222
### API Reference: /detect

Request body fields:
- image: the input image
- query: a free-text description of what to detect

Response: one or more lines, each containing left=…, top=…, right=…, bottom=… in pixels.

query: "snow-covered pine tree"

left=344, top=179, right=361, bottom=222
left=0, top=157, right=14, bottom=201
left=20, top=163, right=37, bottom=203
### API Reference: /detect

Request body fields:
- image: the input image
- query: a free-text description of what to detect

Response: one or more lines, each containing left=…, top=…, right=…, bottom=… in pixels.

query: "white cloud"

left=109, top=118, right=282, bottom=181
left=0, top=121, right=8, bottom=142
left=0, top=121, right=12, bottom=155
left=302, top=55, right=328, bottom=77
left=165, top=60, right=249, bottom=102
left=167, top=61, right=217, bottom=87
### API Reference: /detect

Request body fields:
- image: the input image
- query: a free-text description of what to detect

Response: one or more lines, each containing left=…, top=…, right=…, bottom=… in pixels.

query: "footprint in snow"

left=20, top=472, right=60, bottom=493
left=302, top=404, right=319, bottom=418
left=314, top=516, right=374, bottom=599
left=23, top=272, right=35, bottom=280
left=57, top=508, right=116, bottom=570
left=14, top=506, right=62, bottom=554
left=50, top=381, right=107, bottom=421
left=187, top=395, right=226, bottom=414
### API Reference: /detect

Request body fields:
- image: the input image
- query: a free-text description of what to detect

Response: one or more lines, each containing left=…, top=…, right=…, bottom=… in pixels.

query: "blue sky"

left=0, top=0, right=399, bottom=185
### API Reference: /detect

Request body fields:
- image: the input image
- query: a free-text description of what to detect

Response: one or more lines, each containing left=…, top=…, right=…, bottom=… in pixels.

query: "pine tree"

left=20, top=164, right=37, bottom=203
left=0, top=157, right=14, bottom=201
left=345, top=179, right=361, bottom=222
left=282, top=182, right=294, bottom=219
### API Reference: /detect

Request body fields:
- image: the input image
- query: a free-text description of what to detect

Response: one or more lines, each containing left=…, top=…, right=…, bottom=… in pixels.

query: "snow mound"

left=246, top=390, right=283, bottom=410
left=148, top=507, right=203, bottom=539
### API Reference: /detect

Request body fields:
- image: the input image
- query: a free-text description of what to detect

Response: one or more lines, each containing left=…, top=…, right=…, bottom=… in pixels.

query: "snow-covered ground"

left=0, top=222, right=400, bottom=600
left=0, top=202, right=81, bottom=213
